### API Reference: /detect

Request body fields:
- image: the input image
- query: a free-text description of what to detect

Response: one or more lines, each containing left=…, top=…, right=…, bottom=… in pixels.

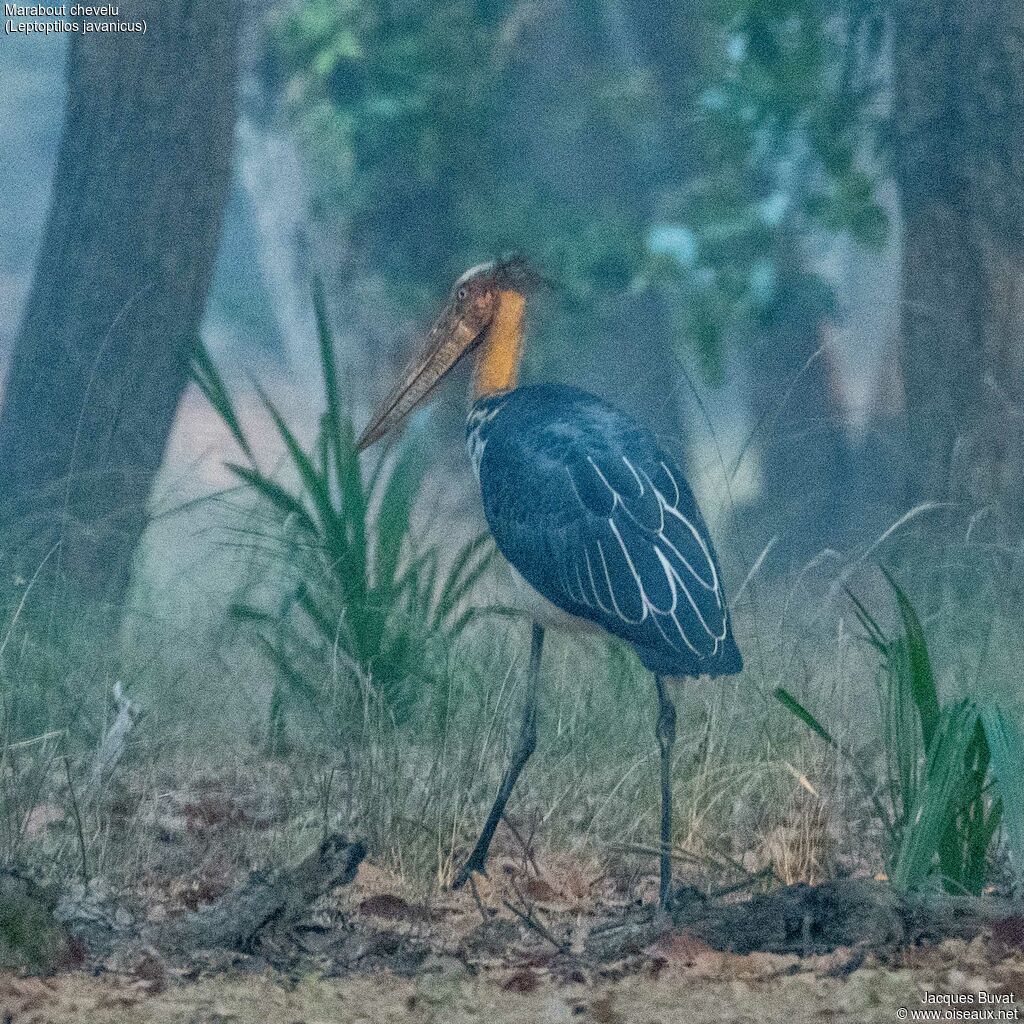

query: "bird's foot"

left=452, top=850, right=489, bottom=890
left=656, top=877, right=676, bottom=915
left=655, top=892, right=671, bottom=925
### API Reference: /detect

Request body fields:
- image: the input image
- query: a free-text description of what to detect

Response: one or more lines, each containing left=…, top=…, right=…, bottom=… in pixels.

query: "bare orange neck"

left=473, top=290, right=526, bottom=398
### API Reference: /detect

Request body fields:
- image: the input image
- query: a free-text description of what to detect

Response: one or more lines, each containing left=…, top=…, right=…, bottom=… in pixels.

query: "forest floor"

left=0, top=714, right=1016, bottom=1022
left=0, top=942, right=1009, bottom=1024
left=0, top=914, right=1020, bottom=1023
left=2, top=821, right=1023, bottom=1024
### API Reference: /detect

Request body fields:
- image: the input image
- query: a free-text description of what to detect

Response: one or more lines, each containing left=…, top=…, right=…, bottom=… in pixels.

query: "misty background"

left=0, top=0, right=1020, bottom=803
left=1, top=1, right=925, bottom=618
left=0, top=0, right=1022, bottom=950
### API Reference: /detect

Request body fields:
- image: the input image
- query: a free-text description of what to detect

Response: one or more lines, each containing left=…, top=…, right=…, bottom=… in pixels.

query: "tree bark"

left=893, top=0, right=1024, bottom=529
left=498, top=0, right=694, bottom=449
left=0, top=2, right=240, bottom=608
left=153, top=834, right=366, bottom=955
left=747, top=246, right=854, bottom=561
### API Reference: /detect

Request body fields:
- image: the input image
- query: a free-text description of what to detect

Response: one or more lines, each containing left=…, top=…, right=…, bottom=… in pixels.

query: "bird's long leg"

left=654, top=673, right=678, bottom=910
left=453, top=622, right=544, bottom=889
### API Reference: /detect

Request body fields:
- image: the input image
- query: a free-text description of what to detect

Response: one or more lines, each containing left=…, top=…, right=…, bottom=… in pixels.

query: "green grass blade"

left=866, top=571, right=935, bottom=832
left=773, top=687, right=839, bottom=748
left=374, top=444, right=427, bottom=595
left=229, top=602, right=277, bottom=626
left=886, top=633, right=922, bottom=830
left=939, top=715, right=994, bottom=894
left=883, top=568, right=940, bottom=750
left=226, top=464, right=319, bottom=535
left=892, top=700, right=976, bottom=891
left=310, top=279, right=369, bottom=574
left=446, top=603, right=512, bottom=635
left=332, top=411, right=369, bottom=593
left=845, top=586, right=888, bottom=653
left=253, top=384, right=347, bottom=549
left=980, top=704, right=1024, bottom=889
left=435, top=535, right=496, bottom=629
left=256, top=635, right=325, bottom=714
left=189, top=341, right=257, bottom=465
left=312, top=275, right=343, bottom=465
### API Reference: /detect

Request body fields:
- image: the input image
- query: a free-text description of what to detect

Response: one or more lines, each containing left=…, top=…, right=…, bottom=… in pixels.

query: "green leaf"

left=845, top=586, right=887, bottom=652
left=373, top=443, right=427, bottom=595
left=892, top=700, right=978, bottom=892
left=189, top=341, right=257, bottom=466
left=435, top=535, right=495, bottom=628
left=883, top=568, right=940, bottom=751
left=981, top=705, right=1024, bottom=890
left=253, top=384, right=349, bottom=559
left=313, top=275, right=344, bottom=483
left=773, top=686, right=838, bottom=748
left=256, top=635, right=326, bottom=713
left=227, top=463, right=317, bottom=533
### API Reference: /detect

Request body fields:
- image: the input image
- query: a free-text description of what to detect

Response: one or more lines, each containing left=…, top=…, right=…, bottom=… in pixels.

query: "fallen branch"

left=153, top=833, right=366, bottom=953
left=585, top=877, right=1022, bottom=963
left=674, top=877, right=905, bottom=955
left=52, top=833, right=366, bottom=961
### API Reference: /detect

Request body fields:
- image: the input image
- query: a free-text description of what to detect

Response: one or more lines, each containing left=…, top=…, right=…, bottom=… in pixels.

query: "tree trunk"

left=893, top=0, right=1024, bottom=529
left=0, top=2, right=240, bottom=609
left=502, top=0, right=699, bottom=450
left=597, top=0, right=710, bottom=452
left=747, top=250, right=854, bottom=561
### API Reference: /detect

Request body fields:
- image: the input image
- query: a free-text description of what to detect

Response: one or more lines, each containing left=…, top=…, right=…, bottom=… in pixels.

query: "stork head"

left=356, top=256, right=543, bottom=452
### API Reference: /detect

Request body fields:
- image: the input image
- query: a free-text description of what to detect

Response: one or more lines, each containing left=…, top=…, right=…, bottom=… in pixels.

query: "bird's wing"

left=558, top=447, right=730, bottom=660
left=482, top=410, right=731, bottom=667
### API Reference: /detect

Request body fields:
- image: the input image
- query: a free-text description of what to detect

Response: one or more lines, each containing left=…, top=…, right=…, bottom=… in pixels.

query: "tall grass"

left=190, top=286, right=494, bottom=744
left=979, top=706, right=1024, bottom=891
left=776, top=569, right=1022, bottom=894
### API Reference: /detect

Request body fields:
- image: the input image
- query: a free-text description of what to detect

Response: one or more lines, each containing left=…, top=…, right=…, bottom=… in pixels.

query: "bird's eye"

left=457, top=287, right=468, bottom=301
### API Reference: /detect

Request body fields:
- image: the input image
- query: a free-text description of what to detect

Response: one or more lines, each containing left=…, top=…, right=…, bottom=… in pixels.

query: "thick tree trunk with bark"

left=0, top=2, right=240, bottom=608
left=500, top=0, right=694, bottom=449
left=748, top=258, right=853, bottom=560
left=893, top=1, right=1024, bottom=528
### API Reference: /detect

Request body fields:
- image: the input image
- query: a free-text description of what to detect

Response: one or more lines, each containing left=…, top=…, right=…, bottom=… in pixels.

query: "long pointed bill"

left=356, top=290, right=495, bottom=452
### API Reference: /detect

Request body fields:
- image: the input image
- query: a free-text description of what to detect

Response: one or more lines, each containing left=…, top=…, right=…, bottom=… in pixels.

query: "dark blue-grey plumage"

left=467, top=384, right=742, bottom=677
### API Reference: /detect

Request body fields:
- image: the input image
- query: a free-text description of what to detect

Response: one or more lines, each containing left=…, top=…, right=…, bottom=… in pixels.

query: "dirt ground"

left=6, top=771, right=1022, bottom=1023
left=0, top=939, right=1019, bottom=1024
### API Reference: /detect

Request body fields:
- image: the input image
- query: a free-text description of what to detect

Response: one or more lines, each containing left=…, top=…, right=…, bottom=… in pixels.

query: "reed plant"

left=776, top=569, right=1022, bottom=894
left=191, top=286, right=493, bottom=744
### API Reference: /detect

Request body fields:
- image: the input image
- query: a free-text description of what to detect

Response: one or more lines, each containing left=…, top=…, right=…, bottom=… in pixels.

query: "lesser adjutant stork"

left=356, top=257, right=742, bottom=908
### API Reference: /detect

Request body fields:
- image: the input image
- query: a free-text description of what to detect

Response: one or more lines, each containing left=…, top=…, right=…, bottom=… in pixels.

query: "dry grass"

left=0, top=595, right=872, bottom=913
left=2, top=495, right=1020, bottom=923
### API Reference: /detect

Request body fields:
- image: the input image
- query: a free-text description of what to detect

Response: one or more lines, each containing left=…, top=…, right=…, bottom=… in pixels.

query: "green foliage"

left=191, top=288, right=494, bottom=739
left=0, top=874, right=71, bottom=973
left=980, top=707, right=1024, bottom=892
left=888, top=701, right=994, bottom=894
left=270, top=0, right=492, bottom=286
left=266, top=0, right=707, bottom=380
left=662, top=0, right=891, bottom=361
left=267, top=0, right=892, bottom=375
left=268, top=0, right=652, bottom=301
left=776, top=570, right=1019, bottom=895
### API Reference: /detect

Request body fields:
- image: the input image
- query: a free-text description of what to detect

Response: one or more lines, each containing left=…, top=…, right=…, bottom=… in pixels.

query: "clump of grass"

left=776, top=568, right=1022, bottom=895
left=191, top=285, right=494, bottom=744
left=0, top=568, right=121, bottom=746
left=978, top=706, right=1024, bottom=892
